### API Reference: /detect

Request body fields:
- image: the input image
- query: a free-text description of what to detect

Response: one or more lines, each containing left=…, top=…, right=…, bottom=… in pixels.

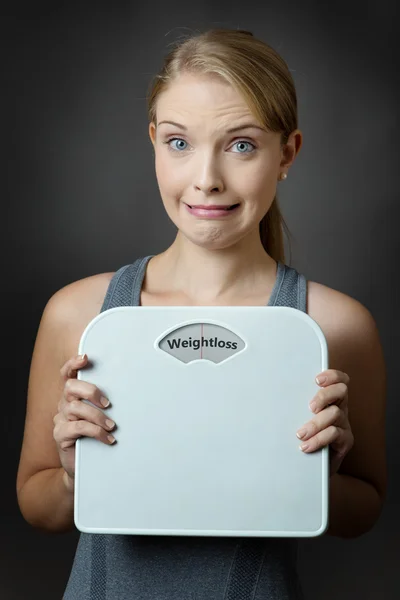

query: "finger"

left=53, top=400, right=116, bottom=441
left=299, top=424, right=344, bottom=453
left=315, top=369, right=350, bottom=387
left=310, top=382, right=348, bottom=413
left=54, top=419, right=116, bottom=449
left=64, top=399, right=116, bottom=433
left=60, top=354, right=88, bottom=381
left=297, top=404, right=348, bottom=442
left=63, top=378, right=110, bottom=409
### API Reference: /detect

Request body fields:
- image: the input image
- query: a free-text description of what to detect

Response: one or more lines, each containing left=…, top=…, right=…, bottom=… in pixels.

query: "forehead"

left=156, top=73, right=256, bottom=122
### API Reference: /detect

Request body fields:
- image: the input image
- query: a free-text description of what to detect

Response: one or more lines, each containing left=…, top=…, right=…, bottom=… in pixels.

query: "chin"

left=181, top=226, right=245, bottom=251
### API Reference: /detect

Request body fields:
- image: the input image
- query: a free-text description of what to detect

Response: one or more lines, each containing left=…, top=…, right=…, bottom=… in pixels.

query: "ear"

left=280, top=129, right=303, bottom=170
left=149, top=122, right=157, bottom=148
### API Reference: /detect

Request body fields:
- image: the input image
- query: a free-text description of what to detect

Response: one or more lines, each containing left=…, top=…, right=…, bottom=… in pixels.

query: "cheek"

left=234, top=168, right=277, bottom=213
left=241, top=163, right=274, bottom=192
left=242, top=169, right=278, bottom=221
left=155, top=155, right=183, bottom=195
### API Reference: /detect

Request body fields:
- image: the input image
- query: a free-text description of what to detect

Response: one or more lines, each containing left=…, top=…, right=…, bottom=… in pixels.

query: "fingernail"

left=316, top=375, right=327, bottom=385
left=296, top=429, right=307, bottom=439
left=300, top=443, right=309, bottom=451
left=105, top=419, right=115, bottom=430
left=309, top=400, right=317, bottom=412
left=101, top=396, right=110, bottom=408
left=78, top=354, right=87, bottom=362
left=107, top=435, right=116, bottom=444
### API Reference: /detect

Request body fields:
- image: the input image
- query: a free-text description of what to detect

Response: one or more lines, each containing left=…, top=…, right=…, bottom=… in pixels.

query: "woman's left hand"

left=296, top=369, right=354, bottom=477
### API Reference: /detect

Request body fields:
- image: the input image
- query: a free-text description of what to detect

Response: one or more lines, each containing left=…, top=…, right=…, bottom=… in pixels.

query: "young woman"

left=16, top=28, right=386, bottom=599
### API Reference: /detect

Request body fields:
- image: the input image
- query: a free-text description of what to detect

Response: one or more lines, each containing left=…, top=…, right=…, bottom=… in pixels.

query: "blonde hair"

left=147, top=28, right=297, bottom=264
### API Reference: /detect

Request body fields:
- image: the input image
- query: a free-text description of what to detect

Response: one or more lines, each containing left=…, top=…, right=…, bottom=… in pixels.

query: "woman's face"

left=149, top=73, right=289, bottom=251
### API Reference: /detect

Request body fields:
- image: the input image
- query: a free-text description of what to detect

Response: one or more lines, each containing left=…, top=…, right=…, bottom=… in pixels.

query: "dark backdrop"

left=4, top=2, right=399, bottom=598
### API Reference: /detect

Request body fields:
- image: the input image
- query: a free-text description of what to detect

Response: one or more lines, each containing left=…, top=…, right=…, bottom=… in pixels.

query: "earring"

left=279, top=172, right=287, bottom=181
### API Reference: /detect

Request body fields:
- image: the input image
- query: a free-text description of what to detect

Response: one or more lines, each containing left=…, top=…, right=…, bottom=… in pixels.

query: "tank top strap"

left=100, top=256, right=154, bottom=312
left=270, top=262, right=307, bottom=313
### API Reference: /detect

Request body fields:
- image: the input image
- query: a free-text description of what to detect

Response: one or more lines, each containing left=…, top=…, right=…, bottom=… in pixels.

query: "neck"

left=153, top=231, right=278, bottom=303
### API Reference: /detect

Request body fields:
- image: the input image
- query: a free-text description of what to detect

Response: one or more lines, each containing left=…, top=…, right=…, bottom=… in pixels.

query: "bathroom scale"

left=74, top=306, right=329, bottom=538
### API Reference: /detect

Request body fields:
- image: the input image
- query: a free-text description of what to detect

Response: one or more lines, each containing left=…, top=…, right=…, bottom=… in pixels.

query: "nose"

left=193, top=155, right=224, bottom=194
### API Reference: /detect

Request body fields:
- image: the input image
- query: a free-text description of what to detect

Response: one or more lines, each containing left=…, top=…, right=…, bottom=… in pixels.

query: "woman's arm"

left=324, top=295, right=387, bottom=537
left=16, top=275, right=109, bottom=532
left=16, top=288, right=77, bottom=532
left=17, top=467, right=75, bottom=533
left=327, top=472, right=383, bottom=538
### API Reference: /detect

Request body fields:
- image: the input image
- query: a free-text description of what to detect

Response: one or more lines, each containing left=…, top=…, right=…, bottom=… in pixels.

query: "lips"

left=186, top=203, right=240, bottom=211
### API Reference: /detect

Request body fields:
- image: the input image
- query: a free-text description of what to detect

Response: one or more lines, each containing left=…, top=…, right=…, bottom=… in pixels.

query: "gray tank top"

left=63, top=256, right=307, bottom=600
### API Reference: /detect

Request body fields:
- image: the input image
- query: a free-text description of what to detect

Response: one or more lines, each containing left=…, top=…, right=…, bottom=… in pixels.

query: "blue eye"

left=165, top=138, right=189, bottom=152
left=232, top=140, right=255, bottom=153
left=164, top=138, right=256, bottom=154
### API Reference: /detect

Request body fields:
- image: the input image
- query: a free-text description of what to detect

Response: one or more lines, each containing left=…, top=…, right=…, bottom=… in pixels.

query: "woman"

left=16, top=28, right=386, bottom=599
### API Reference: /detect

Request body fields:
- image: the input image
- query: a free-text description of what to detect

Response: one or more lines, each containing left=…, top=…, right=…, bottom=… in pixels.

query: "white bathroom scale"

left=74, top=306, right=329, bottom=538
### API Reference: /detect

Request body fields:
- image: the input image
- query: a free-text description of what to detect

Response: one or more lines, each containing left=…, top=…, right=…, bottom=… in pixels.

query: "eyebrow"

left=157, top=120, right=267, bottom=134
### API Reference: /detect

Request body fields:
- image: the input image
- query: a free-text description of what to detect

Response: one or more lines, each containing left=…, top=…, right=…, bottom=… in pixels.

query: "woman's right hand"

left=53, top=354, right=116, bottom=489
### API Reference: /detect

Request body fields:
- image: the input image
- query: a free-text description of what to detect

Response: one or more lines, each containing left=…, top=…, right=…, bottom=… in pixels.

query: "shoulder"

left=306, top=279, right=379, bottom=353
left=306, top=279, right=382, bottom=371
left=47, top=271, right=115, bottom=321
left=43, top=271, right=116, bottom=357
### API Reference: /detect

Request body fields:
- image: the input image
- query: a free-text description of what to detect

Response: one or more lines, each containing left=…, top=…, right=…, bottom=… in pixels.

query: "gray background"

left=5, top=1, right=399, bottom=598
